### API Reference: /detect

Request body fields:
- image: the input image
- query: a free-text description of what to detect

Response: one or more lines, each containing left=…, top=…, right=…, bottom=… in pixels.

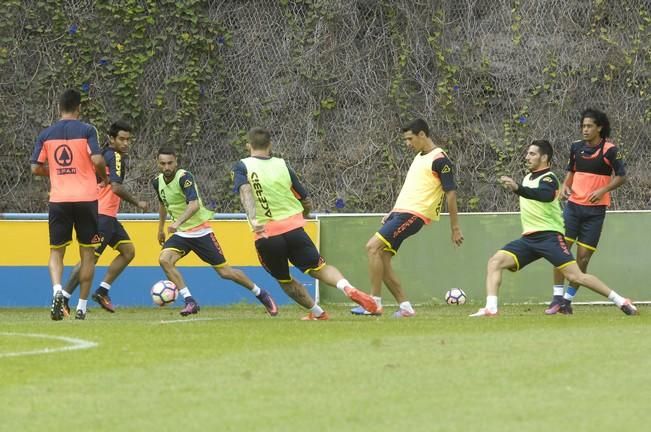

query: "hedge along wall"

left=2, top=0, right=650, bottom=215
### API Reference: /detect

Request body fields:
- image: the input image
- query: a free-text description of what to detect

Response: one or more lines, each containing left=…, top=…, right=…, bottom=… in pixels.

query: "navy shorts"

left=95, top=215, right=132, bottom=256
left=500, top=231, right=576, bottom=271
left=162, top=231, right=226, bottom=267
left=255, top=228, right=325, bottom=282
left=48, top=201, right=100, bottom=247
left=376, top=212, right=425, bottom=255
left=563, top=201, right=606, bottom=250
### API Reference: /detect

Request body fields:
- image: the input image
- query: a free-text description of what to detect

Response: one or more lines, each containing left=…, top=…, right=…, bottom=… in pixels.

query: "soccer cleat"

left=343, top=286, right=378, bottom=314
left=544, top=295, right=564, bottom=315
left=301, top=311, right=330, bottom=321
left=179, top=300, right=200, bottom=316
left=50, top=291, right=65, bottom=321
left=75, top=309, right=86, bottom=320
left=559, top=299, right=573, bottom=315
left=620, top=299, right=638, bottom=316
left=350, top=305, right=383, bottom=316
left=92, top=290, right=115, bottom=313
left=62, top=297, right=71, bottom=318
left=256, top=289, right=279, bottom=316
left=545, top=297, right=573, bottom=315
left=393, top=308, right=416, bottom=318
left=469, top=308, right=498, bottom=317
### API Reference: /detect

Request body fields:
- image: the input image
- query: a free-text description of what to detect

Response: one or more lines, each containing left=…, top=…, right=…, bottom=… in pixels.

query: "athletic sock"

left=179, top=287, right=192, bottom=299
left=52, top=284, right=62, bottom=295
left=608, top=291, right=625, bottom=307
left=310, top=303, right=325, bottom=317
left=486, top=295, right=498, bottom=312
left=251, top=284, right=261, bottom=296
left=99, top=281, right=111, bottom=291
left=564, top=287, right=578, bottom=301
left=61, top=290, right=71, bottom=299
left=553, top=285, right=565, bottom=297
left=399, top=301, right=414, bottom=313
left=372, top=296, right=382, bottom=308
left=77, top=299, right=88, bottom=313
left=335, top=278, right=350, bottom=292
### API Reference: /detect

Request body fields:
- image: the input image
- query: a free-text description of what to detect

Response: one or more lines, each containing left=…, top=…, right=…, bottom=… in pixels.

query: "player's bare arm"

left=157, top=204, right=167, bottom=245
left=560, top=172, right=574, bottom=199
left=92, top=154, right=109, bottom=186
left=445, top=190, right=464, bottom=247
left=588, top=175, right=626, bottom=203
left=300, top=196, right=313, bottom=219
left=239, top=184, right=266, bottom=235
left=499, top=176, right=518, bottom=192
left=30, top=163, right=49, bottom=177
left=111, top=182, right=148, bottom=211
left=168, top=199, right=200, bottom=233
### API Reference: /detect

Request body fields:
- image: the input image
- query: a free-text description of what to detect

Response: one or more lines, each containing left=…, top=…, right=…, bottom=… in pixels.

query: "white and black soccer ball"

left=445, top=288, right=467, bottom=305
left=151, top=280, right=178, bottom=306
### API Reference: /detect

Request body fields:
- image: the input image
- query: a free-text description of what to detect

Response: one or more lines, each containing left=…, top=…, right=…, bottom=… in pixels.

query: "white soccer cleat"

left=469, top=308, right=498, bottom=317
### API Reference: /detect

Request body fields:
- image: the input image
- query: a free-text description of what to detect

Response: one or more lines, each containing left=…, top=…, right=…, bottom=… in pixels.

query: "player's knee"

left=216, top=265, right=236, bottom=280
left=487, top=253, right=505, bottom=271
left=576, top=255, right=591, bottom=271
left=366, top=239, right=382, bottom=256
left=158, top=254, right=173, bottom=269
left=122, top=247, right=135, bottom=263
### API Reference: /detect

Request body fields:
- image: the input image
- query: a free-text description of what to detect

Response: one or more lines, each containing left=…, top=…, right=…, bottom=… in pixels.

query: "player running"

left=153, top=147, right=277, bottom=316
left=470, top=140, right=637, bottom=317
left=30, top=88, right=108, bottom=320
left=234, top=127, right=378, bottom=320
left=546, top=109, right=626, bottom=314
left=61, top=121, right=148, bottom=315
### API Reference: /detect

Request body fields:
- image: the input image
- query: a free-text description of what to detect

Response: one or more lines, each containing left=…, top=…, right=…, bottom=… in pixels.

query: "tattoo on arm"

left=239, top=184, right=257, bottom=223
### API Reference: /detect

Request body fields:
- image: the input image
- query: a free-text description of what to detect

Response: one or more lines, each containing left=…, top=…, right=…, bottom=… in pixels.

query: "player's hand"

left=588, top=188, right=606, bottom=203
left=561, top=184, right=573, bottom=200
left=381, top=214, right=389, bottom=224
left=137, top=200, right=149, bottom=211
left=499, top=176, right=518, bottom=192
left=157, top=231, right=166, bottom=245
left=98, top=177, right=109, bottom=188
left=167, top=224, right=179, bottom=234
left=252, top=222, right=267, bottom=238
left=451, top=226, right=464, bottom=247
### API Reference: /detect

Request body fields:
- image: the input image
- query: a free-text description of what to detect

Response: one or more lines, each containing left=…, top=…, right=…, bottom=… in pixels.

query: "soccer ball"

left=445, top=288, right=467, bottom=305
left=151, top=280, right=178, bottom=306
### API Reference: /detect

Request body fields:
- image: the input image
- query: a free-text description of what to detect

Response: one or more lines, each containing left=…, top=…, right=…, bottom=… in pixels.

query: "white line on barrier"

left=0, top=332, right=98, bottom=358
left=158, top=317, right=219, bottom=324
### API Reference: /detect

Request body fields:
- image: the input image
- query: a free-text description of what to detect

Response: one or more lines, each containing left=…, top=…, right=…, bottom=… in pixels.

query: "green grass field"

left=2, top=304, right=650, bottom=432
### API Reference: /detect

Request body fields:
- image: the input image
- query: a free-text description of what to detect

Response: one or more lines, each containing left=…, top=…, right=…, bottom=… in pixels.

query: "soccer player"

left=234, top=127, right=378, bottom=320
left=61, top=121, right=149, bottom=314
left=353, top=118, right=464, bottom=318
left=30, top=88, right=108, bottom=320
left=153, top=147, right=278, bottom=316
left=545, top=109, right=626, bottom=315
left=470, top=140, right=637, bottom=317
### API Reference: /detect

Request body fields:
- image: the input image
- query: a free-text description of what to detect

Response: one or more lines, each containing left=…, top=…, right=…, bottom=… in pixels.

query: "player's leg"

left=192, top=231, right=277, bottom=315
left=48, top=202, right=74, bottom=320
left=92, top=240, right=134, bottom=313
left=379, top=251, right=414, bottom=317
left=561, top=206, right=604, bottom=306
left=159, top=237, right=198, bottom=316
left=71, top=201, right=101, bottom=320
left=471, top=238, right=534, bottom=317
left=256, top=234, right=324, bottom=319
left=548, top=201, right=579, bottom=313
left=559, top=263, right=637, bottom=315
left=282, top=227, right=377, bottom=314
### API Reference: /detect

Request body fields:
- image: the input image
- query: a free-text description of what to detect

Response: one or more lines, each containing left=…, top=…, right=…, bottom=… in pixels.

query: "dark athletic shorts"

left=499, top=231, right=576, bottom=271
left=254, top=227, right=325, bottom=282
left=162, top=231, right=227, bottom=267
left=375, top=212, right=425, bottom=255
left=95, top=215, right=131, bottom=256
left=563, top=201, right=606, bottom=250
left=48, top=201, right=100, bottom=248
